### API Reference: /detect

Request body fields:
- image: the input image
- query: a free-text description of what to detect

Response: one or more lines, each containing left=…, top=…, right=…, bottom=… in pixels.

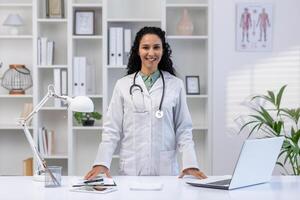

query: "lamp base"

left=9, top=89, right=25, bottom=95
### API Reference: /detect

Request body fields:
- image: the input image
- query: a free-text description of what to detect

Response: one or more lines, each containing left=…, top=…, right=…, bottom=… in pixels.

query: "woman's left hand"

left=178, top=168, right=207, bottom=179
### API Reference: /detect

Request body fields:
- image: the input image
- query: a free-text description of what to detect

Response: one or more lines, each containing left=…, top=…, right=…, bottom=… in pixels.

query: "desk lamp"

left=19, top=85, right=94, bottom=185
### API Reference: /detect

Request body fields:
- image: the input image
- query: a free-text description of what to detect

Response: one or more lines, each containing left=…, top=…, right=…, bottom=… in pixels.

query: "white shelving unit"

left=0, top=0, right=212, bottom=176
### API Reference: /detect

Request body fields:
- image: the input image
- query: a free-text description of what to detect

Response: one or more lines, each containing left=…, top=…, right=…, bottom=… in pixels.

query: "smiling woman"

left=84, top=27, right=207, bottom=181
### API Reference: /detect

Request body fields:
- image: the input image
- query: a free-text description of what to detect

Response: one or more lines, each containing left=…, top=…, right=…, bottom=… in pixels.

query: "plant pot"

left=82, top=119, right=95, bottom=126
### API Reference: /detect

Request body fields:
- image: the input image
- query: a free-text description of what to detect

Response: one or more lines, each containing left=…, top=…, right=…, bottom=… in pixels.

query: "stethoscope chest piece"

left=155, top=110, right=164, bottom=119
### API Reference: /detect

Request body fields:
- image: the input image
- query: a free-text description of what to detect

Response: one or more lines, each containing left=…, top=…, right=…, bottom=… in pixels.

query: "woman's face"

left=138, top=34, right=163, bottom=71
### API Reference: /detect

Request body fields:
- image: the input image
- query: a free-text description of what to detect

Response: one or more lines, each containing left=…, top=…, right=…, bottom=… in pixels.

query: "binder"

left=124, top=29, right=131, bottom=65
left=79, top=57, right=86, bottom=95
left=47, top=40, right=54, bottom=65
left=86, top=62, right=96, bottom=94
left=109, top=27, right=117, bottom=66
left=116, top=27, right=124, bottom=66
left=37, top=38, right=41, bottom=65
left=41, top=37, right=48, bottom=66
left=61, top=69, right=68, bottom=96
left=54, top=68, right=61, bottom=107
left=73, top=57, right=80, bottom=96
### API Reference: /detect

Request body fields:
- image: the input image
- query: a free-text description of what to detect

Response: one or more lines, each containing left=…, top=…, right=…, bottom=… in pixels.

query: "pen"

left=83, top=178, right=104, bottom=184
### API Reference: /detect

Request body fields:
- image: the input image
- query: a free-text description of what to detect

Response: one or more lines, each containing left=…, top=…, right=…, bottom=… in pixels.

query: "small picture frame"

left=46, top=0, right=64, bottom=18
left=74, top=10, right=95, bottom=35
left=185, top=76, right=200, bottom=95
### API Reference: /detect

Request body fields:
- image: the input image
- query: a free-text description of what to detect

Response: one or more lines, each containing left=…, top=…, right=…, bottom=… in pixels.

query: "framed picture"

left=74, top=10, right=95, bottom=35
left=46, top=0, right=64, bottom=18
left=185, top=76, right=200, bottom=95
left=236, top=3, right=273, bottom=51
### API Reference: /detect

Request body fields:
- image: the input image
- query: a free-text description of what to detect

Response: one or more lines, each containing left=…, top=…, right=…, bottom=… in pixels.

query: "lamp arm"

left=19, top=84, right=61, bottom=185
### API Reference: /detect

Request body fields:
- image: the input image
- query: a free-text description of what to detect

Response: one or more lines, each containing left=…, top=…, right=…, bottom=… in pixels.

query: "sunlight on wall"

left=226, top=47, right=300, bottom=133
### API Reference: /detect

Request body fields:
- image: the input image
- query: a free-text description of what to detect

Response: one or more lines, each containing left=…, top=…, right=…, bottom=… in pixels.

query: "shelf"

left=72, top=35, right=103, bottom=40
left=40, top=107, right=68, bottom=111
left=73, top=126, right=103, bottom=131
left=87, top=95, right=103, bottom=98
left=167, top=35, right=208, bottom=40
left=37, top=18, right=67, bottom=23
left=0, top=125, right=33, bottom=130
left=0, top=3, right=32, bottom=7
left=187, top=94, right=208, bottom=99
left=107, top=18, right=161, bottom=22
left=0, top=35, right=33, bottom=39
left=72, top=3, right=102, bottom=8
left=166, top=3, right=208, bottom=8
left=0, top=95, right=33, bottom=98
left=37, top=65, right=68, bottom=69
left=44, top=155, right=68, bottom=159
left=106, top=65, right=127, bottom=69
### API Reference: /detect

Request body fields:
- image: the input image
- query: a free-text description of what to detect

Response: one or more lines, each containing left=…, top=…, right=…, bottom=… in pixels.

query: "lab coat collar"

left=128, top=70, right=173, bottom=95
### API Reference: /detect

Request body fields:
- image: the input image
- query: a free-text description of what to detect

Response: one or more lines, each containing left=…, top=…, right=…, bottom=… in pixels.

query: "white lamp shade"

left=68, top=96, right=94, bottom=112
left=3, top=14, right=24, bottom=26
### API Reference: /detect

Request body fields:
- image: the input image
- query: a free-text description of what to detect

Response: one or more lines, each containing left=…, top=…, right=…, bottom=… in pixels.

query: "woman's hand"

left=84, top=165, right=112, bottom=180
left=178, top=168, right=207, bottom=179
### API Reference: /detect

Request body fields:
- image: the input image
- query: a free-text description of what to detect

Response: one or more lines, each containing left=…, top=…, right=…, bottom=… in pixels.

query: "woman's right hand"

left=84, top=165, right=112, bottom=180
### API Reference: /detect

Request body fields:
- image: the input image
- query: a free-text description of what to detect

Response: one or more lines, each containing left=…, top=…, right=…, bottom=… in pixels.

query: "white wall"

left=212, top=0, right=300, bottom=175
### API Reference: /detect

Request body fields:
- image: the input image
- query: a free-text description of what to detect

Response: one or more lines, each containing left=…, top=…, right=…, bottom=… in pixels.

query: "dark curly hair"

left=127, top=26, right=175, bottom=76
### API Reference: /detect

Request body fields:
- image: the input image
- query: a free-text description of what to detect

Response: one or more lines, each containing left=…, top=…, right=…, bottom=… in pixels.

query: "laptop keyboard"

left=208, top=179, right=231, bottom=186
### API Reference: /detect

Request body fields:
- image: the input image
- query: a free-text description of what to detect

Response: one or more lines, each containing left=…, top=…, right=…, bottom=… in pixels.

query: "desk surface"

left=0, top=176, right=299, bottom=200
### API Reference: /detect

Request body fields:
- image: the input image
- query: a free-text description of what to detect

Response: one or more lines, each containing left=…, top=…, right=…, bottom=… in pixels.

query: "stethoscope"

left=129, top=70, right=165, bottom=119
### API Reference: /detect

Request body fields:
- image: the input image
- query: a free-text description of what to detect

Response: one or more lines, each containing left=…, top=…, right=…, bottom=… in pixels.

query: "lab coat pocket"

left=159, top=150, right=176, bottom=175
left=133, top=111, right=149, bottom=144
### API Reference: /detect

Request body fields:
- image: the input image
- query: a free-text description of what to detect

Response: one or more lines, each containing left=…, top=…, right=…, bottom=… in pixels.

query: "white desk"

left=0, top=176, right=299, bottom=200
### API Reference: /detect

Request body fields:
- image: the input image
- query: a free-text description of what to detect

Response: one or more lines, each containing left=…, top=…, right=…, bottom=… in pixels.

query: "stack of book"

left=109, top=27, right=132, bottom=67
left=37, top=37, right=55, bottom=66
left=71, top=176, right=117, bottom=194
left=37, top=127, right=55, bottom=156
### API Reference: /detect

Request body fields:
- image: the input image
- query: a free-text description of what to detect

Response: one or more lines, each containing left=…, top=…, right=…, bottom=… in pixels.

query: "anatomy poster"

left=236, top=3, right=273, bottom=51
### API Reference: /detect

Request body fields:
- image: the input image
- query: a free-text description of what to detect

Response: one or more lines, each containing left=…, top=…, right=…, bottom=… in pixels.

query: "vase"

left=176, top=8, right=194, bottom=35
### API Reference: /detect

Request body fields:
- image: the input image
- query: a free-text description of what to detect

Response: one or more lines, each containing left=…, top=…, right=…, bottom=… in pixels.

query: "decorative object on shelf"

left=74, top=10, right=95, bottom=35
left=46, top=0, right=65, bottom=18
left=74, top=111, right=102, bottom=126
left=2, top=14, right=24, bottom=35
left=19, top=84, right=94, bottom=185
left=176, top=8, right=194, bottom=35
left=239, top=85, right=300, bottom=175
left=185, top=76, right=200, bottom=95
left=1, top=64, right=33, bottom=95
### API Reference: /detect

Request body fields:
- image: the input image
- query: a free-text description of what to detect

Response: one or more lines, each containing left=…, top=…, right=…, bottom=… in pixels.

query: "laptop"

left=186, top=137, right=284, bottom=190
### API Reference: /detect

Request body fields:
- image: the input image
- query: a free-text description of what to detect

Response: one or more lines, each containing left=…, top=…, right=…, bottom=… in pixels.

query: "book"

left=23, top=157, right=33, bottom=176
left=73, top=57, right=80, bottom=96
left=124, top=29, right=131, bottom=65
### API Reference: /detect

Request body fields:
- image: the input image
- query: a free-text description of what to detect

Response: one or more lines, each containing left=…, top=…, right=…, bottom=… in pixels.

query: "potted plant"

left=74, top=112, right=102, bottom=126
left=239, top=85, right=300, bottom=175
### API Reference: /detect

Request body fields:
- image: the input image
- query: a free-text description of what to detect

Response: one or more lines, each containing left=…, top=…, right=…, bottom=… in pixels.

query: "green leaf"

left=267, top=90, right=276, bottom=104
left=276, top=85, right=287, bottom=109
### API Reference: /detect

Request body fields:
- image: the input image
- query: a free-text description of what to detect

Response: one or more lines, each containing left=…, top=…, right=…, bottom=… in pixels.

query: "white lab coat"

left=94, top=71, right=199, bottom=175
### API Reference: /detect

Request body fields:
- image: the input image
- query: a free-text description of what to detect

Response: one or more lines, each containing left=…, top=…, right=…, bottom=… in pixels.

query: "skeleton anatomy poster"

left=236, top=3, right=273, bottom=51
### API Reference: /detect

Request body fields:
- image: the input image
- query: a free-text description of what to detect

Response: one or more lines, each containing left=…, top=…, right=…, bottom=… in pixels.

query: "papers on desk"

left=70, top=176, right=117, bottom=194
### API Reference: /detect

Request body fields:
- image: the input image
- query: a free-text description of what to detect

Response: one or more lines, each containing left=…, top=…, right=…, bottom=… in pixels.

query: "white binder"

left=73, top=57, right=80, bottom=96
left=124, top=29, right=131, bottom=64
left=116, top=27, right=123, bottom=67
left=79, top=57, right=86, bottom=95
left=61, top=69, right=68, bottom=96
left=53, top=68, right=61, bottom=107
left=109, top=27, right=117, bottom=67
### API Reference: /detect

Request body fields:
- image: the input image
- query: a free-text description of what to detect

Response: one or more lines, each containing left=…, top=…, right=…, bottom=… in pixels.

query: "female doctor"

left=85, top=27, right=207, bottom=180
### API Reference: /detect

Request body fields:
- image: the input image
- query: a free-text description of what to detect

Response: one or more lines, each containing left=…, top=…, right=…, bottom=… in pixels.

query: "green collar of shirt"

left=139, top=70, right=161, bottom=91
